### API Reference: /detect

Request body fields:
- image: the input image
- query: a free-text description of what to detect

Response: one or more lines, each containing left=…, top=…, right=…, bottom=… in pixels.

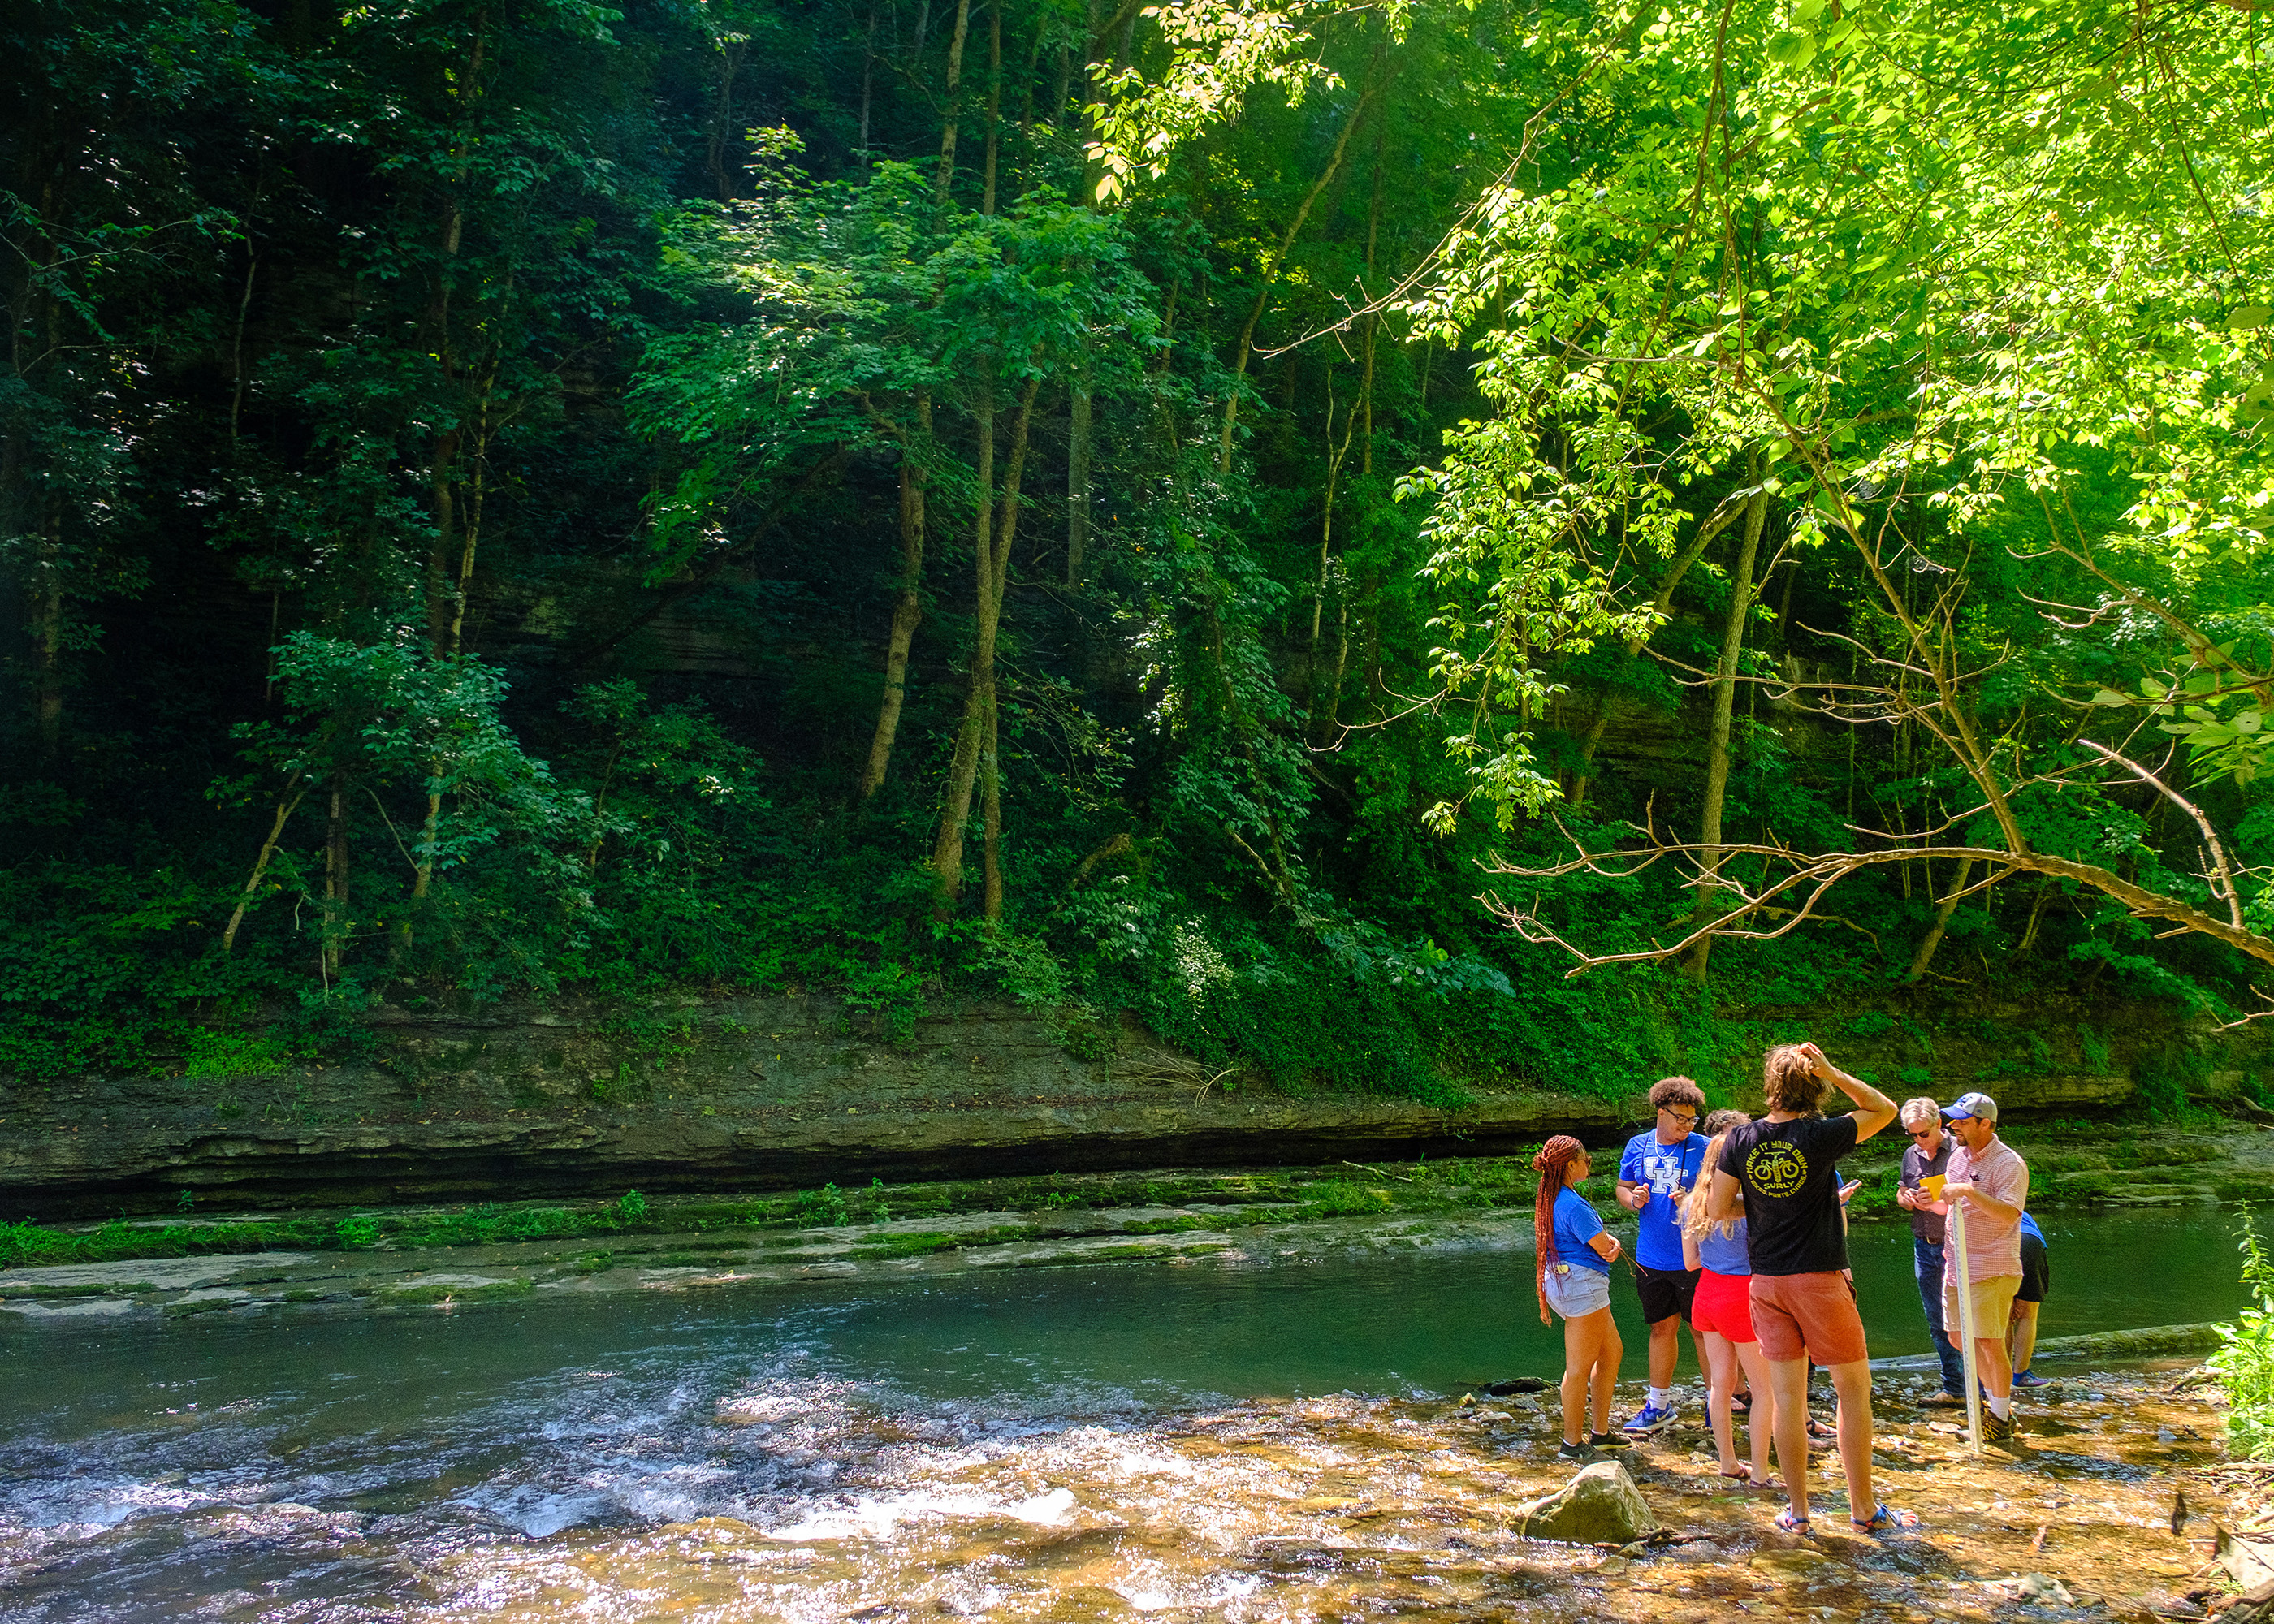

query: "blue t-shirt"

left=1553, top=1186, right=1611, bottom=1276
left=1697, top=1216, right=1749, bottom=1277
left=1621, top=1129, right=1709, bottom=1270
left=2019, top=1211, right=2043, bottom=1244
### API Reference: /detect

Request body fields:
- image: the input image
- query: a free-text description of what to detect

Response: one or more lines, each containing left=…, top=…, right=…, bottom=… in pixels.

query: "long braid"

left=1532, top=1135, right=1585, bottom=1325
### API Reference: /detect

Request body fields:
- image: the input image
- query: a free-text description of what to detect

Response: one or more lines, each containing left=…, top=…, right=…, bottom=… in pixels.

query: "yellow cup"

left=1919, top=1173, right=1946, bottom=1200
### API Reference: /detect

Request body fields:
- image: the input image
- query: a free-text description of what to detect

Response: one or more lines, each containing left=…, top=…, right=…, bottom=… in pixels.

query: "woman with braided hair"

left=1534, top=1135, right=1626, bottom=1459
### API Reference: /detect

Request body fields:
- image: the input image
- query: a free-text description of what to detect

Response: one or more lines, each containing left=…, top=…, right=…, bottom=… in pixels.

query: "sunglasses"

left=1909, top=1129, right=1937, bottom=1138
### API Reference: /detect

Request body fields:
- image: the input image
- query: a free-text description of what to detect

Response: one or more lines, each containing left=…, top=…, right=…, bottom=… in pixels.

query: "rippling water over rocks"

left=0, top=1339, right=2244, bottom=1622
left=0, top=1219, right=2258, bottom=1621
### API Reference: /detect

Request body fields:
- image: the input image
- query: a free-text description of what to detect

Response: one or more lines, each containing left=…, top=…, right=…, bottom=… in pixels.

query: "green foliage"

left=799, top=1183, right=850, bottom=1227
left=184, top=1028, right=292, bottom=1079
left=2135, top=1049, right=2211, bottom=1121
left=4, top=0, right=2270, bottom=1123
left=2208, top=1211, right=2274, bottom=1461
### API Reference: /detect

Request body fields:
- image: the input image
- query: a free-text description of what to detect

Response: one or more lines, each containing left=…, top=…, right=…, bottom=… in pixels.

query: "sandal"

left=1773, top=1508, right=1814, bottom=1536
left=1806, top=1416, right=1837, bottom=1440
left=1728, top=1393, right=1749, bottom=1415
left=1848, top=1503, right=1919, bottom=1535
left=1717, top=1465, right=1753, bottom=1482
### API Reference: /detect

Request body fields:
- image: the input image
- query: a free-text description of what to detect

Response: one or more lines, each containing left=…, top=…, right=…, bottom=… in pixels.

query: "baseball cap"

left=1942, top=1091, right=1999, bottom=1124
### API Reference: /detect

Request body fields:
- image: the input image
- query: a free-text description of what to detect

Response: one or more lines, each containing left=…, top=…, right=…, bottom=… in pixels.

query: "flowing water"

left=0, top=1209, right=2252, bottom=1622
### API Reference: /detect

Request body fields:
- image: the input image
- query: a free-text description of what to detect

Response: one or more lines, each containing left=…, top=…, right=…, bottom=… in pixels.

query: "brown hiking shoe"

left=1982, top=1410, right=2017, bottom=1445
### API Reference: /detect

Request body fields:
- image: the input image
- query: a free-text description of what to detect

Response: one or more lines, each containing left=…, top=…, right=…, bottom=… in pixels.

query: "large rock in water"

left=1512, top=1461, right=1661, bottom=1544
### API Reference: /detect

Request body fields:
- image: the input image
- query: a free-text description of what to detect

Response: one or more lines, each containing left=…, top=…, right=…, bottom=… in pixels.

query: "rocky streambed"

left=2, top=1177, right=2268, bottom=1622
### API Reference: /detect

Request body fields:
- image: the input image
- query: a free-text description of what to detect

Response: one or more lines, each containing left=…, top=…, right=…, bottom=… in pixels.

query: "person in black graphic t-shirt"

left=1711, top=1043, right=1913, bottom=1539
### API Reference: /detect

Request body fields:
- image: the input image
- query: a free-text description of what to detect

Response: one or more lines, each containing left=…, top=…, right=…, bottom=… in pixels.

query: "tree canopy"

left=3, top=0, right=2268, bottom=1101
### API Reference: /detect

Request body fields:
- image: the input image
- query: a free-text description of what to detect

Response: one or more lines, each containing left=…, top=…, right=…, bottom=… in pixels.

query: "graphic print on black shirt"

left=1717, top=1114, right=1861, bottom=1276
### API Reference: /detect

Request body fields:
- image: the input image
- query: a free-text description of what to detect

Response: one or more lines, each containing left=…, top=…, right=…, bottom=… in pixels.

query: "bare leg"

left=1700, top=1328, right=1740, bottom=1471
left=1588, top=1311, right=1625, bottom=1436
left=1648, top=1312, right=1680, bottom=1389
left=1974, top=1333, right=2014, bottom=1410
left=1559, top=1312, right=1589, bottom=1445
left=1733, top=1337, right=1776, bottom=1483
left=2007, top=1300, right=2039, bottom=1376
left=1766, top=1357, right=1814, bottom=1524
left=1826, top=1359, right=1877, bottom=1523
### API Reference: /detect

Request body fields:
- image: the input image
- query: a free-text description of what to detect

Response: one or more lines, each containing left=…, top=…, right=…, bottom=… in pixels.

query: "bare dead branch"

left=2211, top=989, right=2274, bottom=1034
left=2073, top=739, right=2242, bottom=928
left=1483, top=824, right=2274, bottom=977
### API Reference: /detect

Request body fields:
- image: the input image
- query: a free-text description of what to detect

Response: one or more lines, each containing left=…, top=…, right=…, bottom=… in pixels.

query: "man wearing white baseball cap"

left=1926, top=1091, right=2030, bottom=1445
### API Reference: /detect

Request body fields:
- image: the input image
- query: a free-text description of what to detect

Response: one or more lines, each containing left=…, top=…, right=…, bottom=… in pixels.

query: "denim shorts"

left=1544, top=1263, right=1612, bottom=1320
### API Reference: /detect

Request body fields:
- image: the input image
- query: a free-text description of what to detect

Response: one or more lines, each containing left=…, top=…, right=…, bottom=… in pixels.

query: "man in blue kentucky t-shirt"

left=1615, top=1075, right=1710, bottom=1433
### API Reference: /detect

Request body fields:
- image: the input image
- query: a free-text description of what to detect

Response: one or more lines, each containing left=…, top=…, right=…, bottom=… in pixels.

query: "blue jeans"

left=1914, top=1236, right=1967, bottom=1396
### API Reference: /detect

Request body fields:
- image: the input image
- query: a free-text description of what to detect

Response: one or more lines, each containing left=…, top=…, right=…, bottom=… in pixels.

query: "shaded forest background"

left=5, top=0, right=2270, bottom=1108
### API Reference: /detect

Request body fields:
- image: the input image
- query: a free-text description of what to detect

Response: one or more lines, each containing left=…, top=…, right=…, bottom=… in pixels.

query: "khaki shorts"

left=1943, top=1270, right=2021, bottom=1340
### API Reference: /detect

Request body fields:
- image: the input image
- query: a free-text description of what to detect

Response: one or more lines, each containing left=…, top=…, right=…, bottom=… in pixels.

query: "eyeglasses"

left=1662, top=1110, right=1697, bottom=1125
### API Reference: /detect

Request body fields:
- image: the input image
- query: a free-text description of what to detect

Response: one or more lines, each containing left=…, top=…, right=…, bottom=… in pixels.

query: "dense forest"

left=3, top=0, right=2270, bottom=1104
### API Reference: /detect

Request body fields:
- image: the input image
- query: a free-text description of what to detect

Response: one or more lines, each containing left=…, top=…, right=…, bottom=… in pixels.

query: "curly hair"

left=1648, top=1075, right=1707, bottom=1113
left=1531, top=1135, right=1589, bottom=1324
left=1762, top=1044, right=1827, bottom=1115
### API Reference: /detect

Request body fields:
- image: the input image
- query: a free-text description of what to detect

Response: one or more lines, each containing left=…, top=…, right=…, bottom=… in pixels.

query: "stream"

left=0, top=1209, right=2253, bottom=1621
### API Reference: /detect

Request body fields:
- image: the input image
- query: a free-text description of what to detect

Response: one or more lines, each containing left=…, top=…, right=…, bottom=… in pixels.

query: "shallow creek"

left=0, top=1212, right=2255, bottom=1621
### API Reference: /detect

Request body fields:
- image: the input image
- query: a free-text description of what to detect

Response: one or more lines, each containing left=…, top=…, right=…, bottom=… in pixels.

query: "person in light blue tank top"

left=1683, top=1111, right=1777, bottom=1484
left=1696, top=1215, right=1749, bottom=1277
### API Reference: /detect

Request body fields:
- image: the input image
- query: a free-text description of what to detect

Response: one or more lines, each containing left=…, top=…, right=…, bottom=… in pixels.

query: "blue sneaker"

left=1622, top=1400, right=1679, bottom=1435
left=2011, top=1370, right=2052, bottom=1389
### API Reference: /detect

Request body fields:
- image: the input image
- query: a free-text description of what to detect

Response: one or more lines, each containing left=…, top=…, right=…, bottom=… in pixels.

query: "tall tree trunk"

left=934, top=0, right=972, bottom=201
left=221, top=788, right=309, bottom=952
left=322, top=777, right=352, bottom=980
left=979, top=0, right=1001, bottom=216
left=861, top=394, right=932, bottom=799
left=1567, top=506, right=1734, bottom=807
left=1358, top=29, right=1389, bottom=479
left=1684, top=478, right=1770, bottom=981
left=707, top=37, right=748, bottom=200
left=229, top=248, right=258, bottom=443
left=932, top=374, right=1040, bottom=912
left=931, top=378, right=997, bottom=905
left=1066, top=361, right=1090, bottom=585
left=408, top=377, right=492, bottom=953
left=1216, top=87, right=1374, bottom=474
left=1307, top=374, right=1356, bottom=736
left=858, top=2, right=878, bottom=153
left=32, top=564, right=63, bottom=767
left=981, top=685, right=1004, bottom=918
left=1905, top=854, right=1978, bottom=982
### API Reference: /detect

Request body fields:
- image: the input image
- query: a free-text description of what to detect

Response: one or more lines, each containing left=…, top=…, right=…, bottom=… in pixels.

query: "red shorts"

left=1748, top=1271, right=1869, bottom=1367
left=1690, top=1268, right=1757, bottom=1343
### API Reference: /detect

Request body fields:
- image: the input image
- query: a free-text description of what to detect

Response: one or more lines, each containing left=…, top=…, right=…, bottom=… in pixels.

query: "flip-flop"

left=1773, top=1508, right=1814, bottom=1536
left=1849, top=1503, right=1920, bottom=1535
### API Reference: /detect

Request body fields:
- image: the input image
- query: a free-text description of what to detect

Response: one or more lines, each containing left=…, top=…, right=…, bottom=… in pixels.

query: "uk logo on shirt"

left=1642, top=1147, right=1692, bottom=1199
